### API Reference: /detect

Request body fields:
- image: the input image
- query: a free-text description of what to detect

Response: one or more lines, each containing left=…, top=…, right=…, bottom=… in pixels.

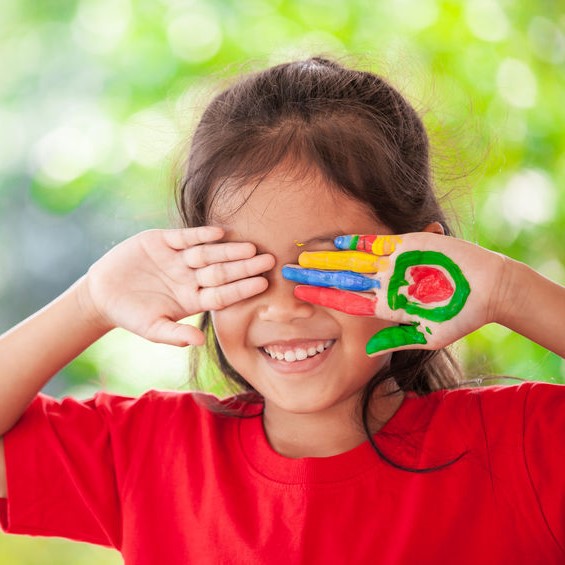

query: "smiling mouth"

left=260, top=340, right=335, bottom=363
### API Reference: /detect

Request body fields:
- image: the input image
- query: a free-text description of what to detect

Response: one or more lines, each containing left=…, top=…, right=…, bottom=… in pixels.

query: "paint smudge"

left=407, top=266, right=454, bottom=304
left=294, top=286, right=377, bottom=316
left=294, top=240, right=305, bottom=247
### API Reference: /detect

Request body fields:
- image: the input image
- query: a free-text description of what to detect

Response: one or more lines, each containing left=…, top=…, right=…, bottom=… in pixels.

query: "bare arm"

left=0, top=277, right=112, bottom=499
left=0, top=227, right=273, bottom=436
left=0, top=227, right=274, bottom=498
left=495, top=258, right=565, bottom=357
left=0, top=439, right=6, bottom=498
left=0, top=278, right=110, bottom=436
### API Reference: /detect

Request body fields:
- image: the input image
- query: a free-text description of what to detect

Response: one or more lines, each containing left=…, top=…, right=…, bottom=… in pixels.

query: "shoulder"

left=438, top=380, right=564, bottom=415
left=415, top=379, right=561, bottom=407
left=24, top=388, right=263, bottom=431
left=47, top=387, right=260, bottom=410
left=423, top=381, right=564, bottom=423
left=394, top=381, right=564, bottom=441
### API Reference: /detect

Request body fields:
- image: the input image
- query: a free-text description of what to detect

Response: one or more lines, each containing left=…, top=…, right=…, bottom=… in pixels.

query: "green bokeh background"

left=0, top=0, right=563, bottom=562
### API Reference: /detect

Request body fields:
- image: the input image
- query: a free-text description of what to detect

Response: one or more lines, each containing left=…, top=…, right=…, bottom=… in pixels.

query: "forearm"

left=496, top=258, right=565, bottom=357
left=0, top=276, right=111, bottom=435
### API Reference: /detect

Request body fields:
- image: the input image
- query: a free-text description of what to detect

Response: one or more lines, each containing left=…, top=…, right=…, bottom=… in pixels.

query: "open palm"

left=283, top=233, right=506, bottom=355
left=83, top=227, right=274, bottom=346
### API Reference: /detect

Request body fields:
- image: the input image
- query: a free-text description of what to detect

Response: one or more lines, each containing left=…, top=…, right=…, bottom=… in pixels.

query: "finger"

left=282, top=266, right=379, bottom=291
left=298, top=250, right=390, bottom=274
left=366, top=324, right=428, bottom=356
left=294, top=286, right=377, bottom=316
left=145, top=318, right=206, bottom=347
left=162, top=226, right=225, bottom=250
left=183, top=241, right=258, bottom=268
left=195, top=254, right=275, bottom=287
left=199, top=276, right=269, bottom=310
left=334, top=235, right=402, bottom=255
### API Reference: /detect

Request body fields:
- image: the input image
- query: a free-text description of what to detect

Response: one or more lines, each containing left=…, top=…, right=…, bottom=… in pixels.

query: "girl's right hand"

left=78, top=226, right=275, bottom=346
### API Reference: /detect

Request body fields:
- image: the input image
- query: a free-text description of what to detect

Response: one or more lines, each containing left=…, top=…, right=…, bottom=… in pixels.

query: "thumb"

left=145, top=318, right=206, bottom=347
left=366, top=323, right=428, bottom=356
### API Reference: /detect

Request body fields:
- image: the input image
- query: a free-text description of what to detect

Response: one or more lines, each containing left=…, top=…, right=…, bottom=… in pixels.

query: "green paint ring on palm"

left=388, top=251, right=470, bottom=322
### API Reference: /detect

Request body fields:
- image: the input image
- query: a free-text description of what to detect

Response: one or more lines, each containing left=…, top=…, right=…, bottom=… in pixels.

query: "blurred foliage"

left=1, top=0, right=564, bottom=562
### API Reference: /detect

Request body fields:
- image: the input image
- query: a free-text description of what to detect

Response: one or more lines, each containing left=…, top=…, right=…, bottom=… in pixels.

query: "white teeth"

left=284, top=350, right=296, bottom=362
left=295, top=348, right=308, bottom=361
left=262, top=340, right=334, bottom=363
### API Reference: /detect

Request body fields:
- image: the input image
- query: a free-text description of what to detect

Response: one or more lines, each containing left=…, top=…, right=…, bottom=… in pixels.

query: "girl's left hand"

left=282, top=233, right=507, bottom=356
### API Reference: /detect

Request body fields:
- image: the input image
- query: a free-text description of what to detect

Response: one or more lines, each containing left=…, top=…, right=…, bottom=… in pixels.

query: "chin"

left=265, top=387, right=361, bottom=416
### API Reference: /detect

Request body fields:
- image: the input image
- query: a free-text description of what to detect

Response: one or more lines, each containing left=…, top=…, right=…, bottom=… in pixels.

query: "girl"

left=0, top=58, right=564, bottom=564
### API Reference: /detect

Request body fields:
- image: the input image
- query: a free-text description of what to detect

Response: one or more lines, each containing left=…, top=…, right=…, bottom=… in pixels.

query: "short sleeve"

left=0, top=392, right=136, bottom=548
left=523, top=382, right=565, bottom=549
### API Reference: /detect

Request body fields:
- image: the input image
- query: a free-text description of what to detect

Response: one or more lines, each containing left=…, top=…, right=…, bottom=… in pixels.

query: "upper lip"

left=257, top=338, right=336, bottom=348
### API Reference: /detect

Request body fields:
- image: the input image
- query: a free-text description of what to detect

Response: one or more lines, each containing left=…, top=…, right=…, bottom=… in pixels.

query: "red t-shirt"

left=1, top=382, right=564, bottom=564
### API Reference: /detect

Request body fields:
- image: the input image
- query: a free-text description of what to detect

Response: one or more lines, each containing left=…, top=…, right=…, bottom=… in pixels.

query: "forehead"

left=210, top=168, right=387, bottom=253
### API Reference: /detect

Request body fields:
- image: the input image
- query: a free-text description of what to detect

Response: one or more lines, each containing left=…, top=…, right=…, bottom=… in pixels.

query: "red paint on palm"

left=407, top=266, right=454, bottom=304
left=294, top=286, right=377, bottom=316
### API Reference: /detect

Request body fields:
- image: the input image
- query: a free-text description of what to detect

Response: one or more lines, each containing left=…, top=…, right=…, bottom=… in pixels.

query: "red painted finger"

left=294, top=285, right=377, bottom=316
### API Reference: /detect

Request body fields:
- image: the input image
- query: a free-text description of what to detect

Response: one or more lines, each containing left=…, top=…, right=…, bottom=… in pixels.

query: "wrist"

left=72, top=275, right=115, bottom=335
left=491, top=256, right=531, bottom=329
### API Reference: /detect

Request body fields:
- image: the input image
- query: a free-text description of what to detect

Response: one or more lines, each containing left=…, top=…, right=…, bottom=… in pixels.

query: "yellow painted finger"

left=298, top=250, right=390, bottom=273
left=370, top=235, right=403, bottom=255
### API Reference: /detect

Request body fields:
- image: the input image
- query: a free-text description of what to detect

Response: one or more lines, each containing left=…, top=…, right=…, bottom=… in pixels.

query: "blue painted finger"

left=282, top=266, right=379, bottom=291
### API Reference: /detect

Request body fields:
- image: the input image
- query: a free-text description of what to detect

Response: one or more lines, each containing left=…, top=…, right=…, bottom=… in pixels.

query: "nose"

left=257, top=269, right=315, bottom=322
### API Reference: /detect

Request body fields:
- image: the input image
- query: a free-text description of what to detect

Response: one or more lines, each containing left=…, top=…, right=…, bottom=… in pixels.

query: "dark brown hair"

left=175, top=57, right=464, bottom=470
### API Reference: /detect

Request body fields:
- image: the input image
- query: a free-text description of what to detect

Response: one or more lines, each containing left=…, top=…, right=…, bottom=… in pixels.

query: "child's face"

left=210, top=166, right=394, bottom=416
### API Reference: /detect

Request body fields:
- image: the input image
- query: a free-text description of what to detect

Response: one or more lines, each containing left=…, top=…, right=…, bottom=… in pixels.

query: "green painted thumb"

left=366, top=323, right=427, bottom=356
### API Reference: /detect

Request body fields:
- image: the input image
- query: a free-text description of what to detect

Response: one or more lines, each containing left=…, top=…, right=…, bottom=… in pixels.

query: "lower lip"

left=259, top=344, right=334, bottom=374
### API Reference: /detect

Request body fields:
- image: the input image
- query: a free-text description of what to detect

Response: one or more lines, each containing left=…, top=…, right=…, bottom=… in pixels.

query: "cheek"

left=337, top=314, right=393, bottom=370
left=210, top=309, right=237, bottom=350
left=339, top=313, right=393, bottom=348
left=210, top=305, right=252, bottom=367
